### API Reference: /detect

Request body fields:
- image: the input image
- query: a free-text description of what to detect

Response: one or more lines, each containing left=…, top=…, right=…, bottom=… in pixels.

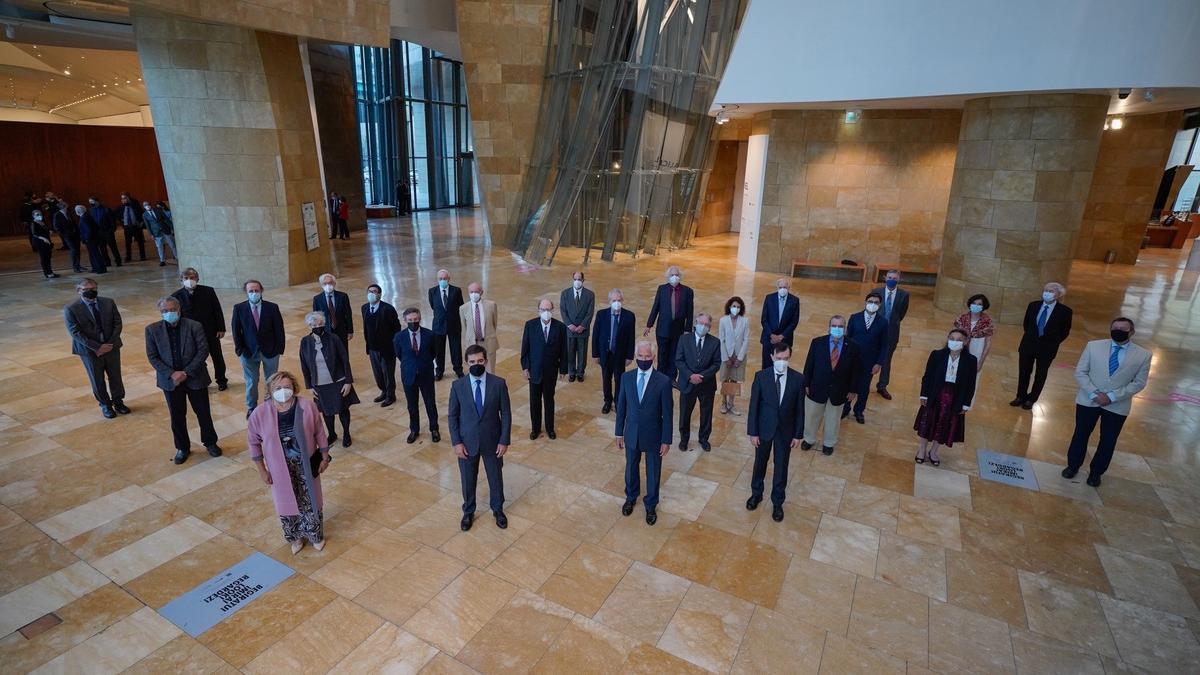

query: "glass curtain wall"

left=352, top=41, right=475, bottom=211
left=511, top=0, right=745, bottom=265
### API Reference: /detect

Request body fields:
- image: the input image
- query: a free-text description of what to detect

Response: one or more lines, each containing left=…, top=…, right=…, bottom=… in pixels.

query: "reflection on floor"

left=1, top=208, right=1199, bottom=673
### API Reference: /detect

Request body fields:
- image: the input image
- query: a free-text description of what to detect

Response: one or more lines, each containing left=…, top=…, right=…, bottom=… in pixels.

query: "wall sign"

left=302, top=201, right=320, bottom=251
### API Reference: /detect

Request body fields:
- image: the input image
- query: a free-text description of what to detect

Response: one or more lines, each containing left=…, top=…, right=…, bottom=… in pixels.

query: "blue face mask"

left=1042, top=291, right=1056, bottom=303
left=885, top=279, right=898, bottom=289
left=969, top=304, right=983, bottom=314
left=162, top=311, right=180, bottom=324
left=438, top=279, right=449, bottom=290
left=829, top=326, right=844, bottom=339
left=367, top=292, right=379, bottom=304
left=247, top=291, right=262, bottom=303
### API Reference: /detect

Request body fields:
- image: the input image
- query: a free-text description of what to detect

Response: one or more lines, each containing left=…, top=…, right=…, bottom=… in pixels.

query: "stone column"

left=934, top=94, right=1108, bottom=323
left=308, top=42, right=367, bottom=232
left=134, top=10, right=331, bottom=289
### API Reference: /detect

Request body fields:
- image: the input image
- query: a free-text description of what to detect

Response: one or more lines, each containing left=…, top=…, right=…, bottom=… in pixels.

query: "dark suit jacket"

left=299, top=332, right=354, bottom=390
left=559, top=286, right=595, bottom=336
left=747, top=367, right=806, bottom=439
left=616, top=368, right=673, bottom=451
left=77, top=212, right=100, bottom=244
left=520, top=318, right=569, bottom=384
left=52, top=210, right=79, bottom=239
left=313, top=290, right=354, bottom=340
left=361, top=301, right=401, bottom=357
left=1018, top=301, right=1073, bottom=358
left=920, top=348, right=978, bottom=411
left=674, top=332, right=722, bottom=394
left=145, top=318, right=211, bottom=391
left=428, top=284, right=465, bottom=336
left=647, top=283, right=694, bottom=338
left=394, top=327, right=436, bottom=386
left=846, top=311, right=890, bottom=368
left=64, top=297, right=123, bottom=356
left=871, top=286, right=909, bottom=342
left=803, top=335, right=860, bottom=405
left=760, top=293, right=801, bottom=345
left=231, top=300, right=285, bottom=358
left=89, top=204, right=115, bottom=233
left=448, top=373, right=512, bottom=456
left=172, top=285, right=226, bottom=337
left=592, top=309, right=637, bottom=360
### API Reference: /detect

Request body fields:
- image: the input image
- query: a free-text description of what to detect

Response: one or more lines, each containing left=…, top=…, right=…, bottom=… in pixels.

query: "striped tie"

left=1109, top=345, right=1122, bottom=376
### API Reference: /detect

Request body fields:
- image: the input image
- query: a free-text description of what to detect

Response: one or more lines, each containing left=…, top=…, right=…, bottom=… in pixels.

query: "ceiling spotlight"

left=1143, top=89, right=1154, bottom=103
left=612, top=161, right=621, bottom=170
left=1110, top=116, right=1124, bottom=130
left=63, top=69, right=71, bottom=76
left=845, top=109, right=861, bottom=124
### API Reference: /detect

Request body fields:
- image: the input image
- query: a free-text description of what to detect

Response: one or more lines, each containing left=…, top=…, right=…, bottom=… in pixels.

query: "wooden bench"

left=365, top=204, right=396, bottom=219
left=871, top=261, right=938, bottom=287
left=791, top=259, right=867, bottom=283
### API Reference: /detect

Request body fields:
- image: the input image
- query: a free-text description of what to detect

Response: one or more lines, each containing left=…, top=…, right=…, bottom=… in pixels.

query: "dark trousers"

left=566, top=335, right=588, bottom=377
left=656, top=334, right=681, bottom=379
left=123, top=225, right=147, bottom=260
left=164, top=386, right=217, bottom=451
left=84, top=240, right=107, bottom=273
left=679, top=385, right=715, bottom=444
left=101, top=230, right=122, bottom=265
left=206, top=334, right=227, bottom=386
left=1066, top=404, right=1128, bottom=477
left=403, top=375, right=439, bottom=432
left=459, top=448, right=504, bottom=514
left=335, top=217, right=350, bottom=239
left=34, top=240, right=53, bottom=276
left=65, top=236, right=82, bottom=271
left=80, top=350, right=125, bottom=407
left=433, top=332, right=463, bottom=376
left=624, top=444, right=663, bottom=508
left=878, top=332, right=899, bottom=388
left=323, top=411, right=351, bottom=438
left=529, top=377, right=558, bottom=433
left=599, top=350, right=624, bottom=405
left=843, top=365, right=872, bottom=416
left=369, top=350, right=396, bottom=399
left=750, top=432, right=793, bottom=505
left=1017, top=351, right=1054, bottom=402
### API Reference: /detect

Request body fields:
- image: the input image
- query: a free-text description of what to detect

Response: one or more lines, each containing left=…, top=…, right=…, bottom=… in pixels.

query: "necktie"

left=638, top=370, right=647, bottom=401
left=575, top=291, right=580, bottom=302
left=778, top=297, right=785, bottom=324
left=474, top=378, right=483, bottom=416
left=697, top=335, right=702, bottom=351
left=543, top=322, right=549, bottom=341
left=474, top=303, right=483, bottom=339
left=88, top=303, right=105, bottom=342
left=610, top=313, right=617, bottom=350
left=442, top=289, right=447, bottom=308
left=1037, top=305, right=1049, bottom=336
left=1109, top=345, right=1122, bottom=376
left=671, top=286, right=678, bottom=316
left=252, top=303, right=260, bottom=329
left=776, top=373, right=783, bottom=403
left=411, top=330, right=418, bottom=353
left=865, top=313, right=873, bottom=331
left=327, top=294, right=336, bottom=329
left=830, top=340, right=841, bottom=369
left=371, top=305, right=376, bottom=315
left=885, top=291, right=893, bottom=319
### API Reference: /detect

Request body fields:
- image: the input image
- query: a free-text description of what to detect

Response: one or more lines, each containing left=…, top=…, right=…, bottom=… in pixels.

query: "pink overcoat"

left=247, top=397, right=327, bottom=516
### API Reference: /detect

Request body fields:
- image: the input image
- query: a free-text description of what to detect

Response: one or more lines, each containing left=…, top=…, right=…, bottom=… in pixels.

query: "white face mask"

left=367, top=292, right=379, bottom=304
left=539, top=310, right=552, bottom=322
left=572, top=279, right=583, bottom=290
left=182, top=279, right=197, bottom=290
left=272, top=388, right=293, bottom=403
left=470, top=291, right=481, bottom=303
left=730, top=306, right=740, bottom=316
left=865, top=302, right=880, bottom=313
left=611, top=301, right=622, bottom=312
left=947, top=340, right=964, bottom=352
left=777, top=288, right=788, bottom=298
left=695, top=324, right=709, bottom=336
left=322, top=283, right=335, bottom=294
left=772, top=359, right=788, bottom=374
left=668, top=274, right=680, bottom=286
left=1042, top=291, right=1056, bottom=303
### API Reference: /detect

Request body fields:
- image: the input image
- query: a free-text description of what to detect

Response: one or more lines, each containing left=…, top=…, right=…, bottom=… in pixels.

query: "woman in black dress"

left=299, top=311, right=360, bottom=447
left=914, top=327, right=977, bottom=466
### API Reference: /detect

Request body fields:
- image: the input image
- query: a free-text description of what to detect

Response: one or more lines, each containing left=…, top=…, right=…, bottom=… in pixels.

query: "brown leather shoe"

left=876, top=387, right=892, bottom=400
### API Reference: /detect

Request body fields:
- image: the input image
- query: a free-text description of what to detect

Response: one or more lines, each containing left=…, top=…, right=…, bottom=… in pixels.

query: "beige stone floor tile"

left=549, top=487, right=625, bottom=544
left=1099, top=595, right=1200, bottom=672
left=749, top=501, right=822, bottom=556
left=846, top=576, right=930, bottom=666
left=396, top=495, right=469, bottom=549
left=599, top=508, right=681, bottom=563
left=1096, top=476, right=1172, bottom=520
left=1009, top=629, right=1106, bottom=675
left=124, top=534, right=253, bottom=608
left=1156, top=485, right=1200, bottom=527
left=531, top=614, right=640, bottom=675
left=875, top=531, right=947, bottom=601
left=438, top=510, right=534, bottom=568
left=710, top=537, right=791, bottom=608
left=143, top=456, right=246, bottom=502
left=775, top=556, right=859, bottom=636
left=124, top=636, right=237, bottom=674
left=1018, top=570, right=1118, bottom=658
left=0, top=560, right=109, bottom=638
left=34, top=484, right=161, bottom=543
left=486, top=523, right=581, bottom=592
left=686, top=448, right=751, bottom=486
left=928, top=600, right=1015, bottom=673
left=331, top=623, right=440, bottom=674
left=859, top=453, right=916, bottom=496
left=198, top=575, right=337, bottom=668
left=945, top=549, right=1027, bottom=627
left=538, top=542, right=631, bottom=617
left=244, top=597, right=384, bottom=674
left=789, top=470, right=847, bottom=514
left=810, top=513, right=880, bottom=577
left=657, top=583, right=755, bottom=673
left=336, top=526, right=423, bottom=571
left=31, top=606, right=181, bottom=675
left=594, top=561, right=690, bottom=643
left=816, top=632, right=906, bottom=674
left=621, top=642, right=709, bottom=674
left=91, top=515, right=221, bottom=585
left=1093, top=506, right=1186, bottom=565
left=1023, top=526, right=1112, bottom=595
left=837, top=482, right=901, bottom=533
left=355, top=546, right=466, bottom=625
left=457, top=590, right=574, bottom=673
left=404, top=567, right=519, bottom=655
left=1095, top=544, right=1200, bottom=618
left=657, top=472, right=720, bottom=521
left=896, top=495, right=961, bottom=551
left=695, top=484, right=761, bottom=537
left=1165, top=522, right=1200, bottom=569
left=0, top=584, right=142, bottom=674
left=651, top=520, right=738, bottom=585
left=912, top=464, right=973, bottom=510
left=730, top=605, right=825, bottom=674
left=808, top=444, right=865, bottom=482
left=506, top=475, right=588, bottom=525
left=0, top=522, right=79, bottom=596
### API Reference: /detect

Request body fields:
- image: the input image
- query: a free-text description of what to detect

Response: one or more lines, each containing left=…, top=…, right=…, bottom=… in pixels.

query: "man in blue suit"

left=231, top=280, right=286, bottom=417
left=842, top=292, right=890, bottom=424
left=592, top=289, right=636, bottom=414
left=802, top=315, right=860, bottom=456
left=428, top=269, right=465, bottom=380
left=449, top=345, right=512, bottom=531
left=520, top=298, right=569, bottom=440
left=760, top=278, right=800, bottom=369
left=393, top=307, right=441, bottom=444
left=616, top=341, right=673, bottom=525
left=644, top=265, right=693, bottom=378
left=747, top=343, right=806, bottom=521
left=312, top=273, right=354, bottom=345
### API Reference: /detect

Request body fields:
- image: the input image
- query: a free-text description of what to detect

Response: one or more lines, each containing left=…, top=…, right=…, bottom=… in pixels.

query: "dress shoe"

left=381, top=398, right=395, bottom=407
left=800, top=441, right=813, bottom=451
left=772, top=504, right=784, bottom=522
left=342, top=433, right=352, bottom=448
left=1086, top=473, right=1102, bottom=487
left=678, top=440, right=688, bottom=451
left=854, top=414, right=865, bottom=425
left=1009, top=397, right=1025, bottom=407
left=700, top=441, right=711, bottom=452
left=217, top=382, right=228, bottom=391
left=841, top=407, right=850, bottom=420
left=172, top=448, right=191, bottom=465
left=406, top=431, right=418, bottom=443
left=101, top=405, right=117, bottom=419
left=460, top=513, right=473, bottom=531
left=822, top=446, right=835, bottom=456
left=205, top=444, right=222, bottom=457
left=431, top=430, right=441, bottom=443
left=530, top=430, right=540, bottom=440
left=547, top=430, right=557, bottom=440
left=1061, top=466, right=1079, bottom=479
left=602, top=402, right=612, bottom=414
left=113, top=401, right=131, bottom=415
left=435, top=373, right=443, bottom=382
left=327, top=432, right=338, bottom=445
left=877, top=387, right=892, bottom=400
left=746, top=495, right=762, bottom=511
left=577, top=374, right=585, bottom=382
left=568, top=374, right=576, bottom=382
left=373, top=393, right=386, bottom=403
left=158, top=261, right=166, bottom=267
left=45, top=273, right=59, bottom=279
left=621, top=500, right=635, bottom=516
left=645, top=508, right=657, bottom=526
left=494, top=511, right=508, bottom=529
left=1021, top=401, right=1034, bottom=410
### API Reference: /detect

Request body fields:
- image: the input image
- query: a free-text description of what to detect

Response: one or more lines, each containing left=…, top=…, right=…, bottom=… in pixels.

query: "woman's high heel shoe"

left=929, top=452, right=941, bottom=467
left=914, top=454, right=926, bottom=464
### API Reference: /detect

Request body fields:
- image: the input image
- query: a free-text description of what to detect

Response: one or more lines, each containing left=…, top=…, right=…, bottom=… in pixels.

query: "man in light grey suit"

left=146, top=296, right=222, bottom=465
left=449, top=345, right=512, bottom=531
left=560, top=270, right=594, bottom=382
left=871, top=269, right=909, bottom=400
left=675, top=312, right=722, bottom=451
left=1062, top=317, right=1151, bottom=487
left=64, top=278, right=128, bottom=419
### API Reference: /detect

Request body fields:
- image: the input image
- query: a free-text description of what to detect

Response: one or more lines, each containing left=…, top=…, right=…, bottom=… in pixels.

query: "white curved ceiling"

left=0, top=41, right=145, bottom=121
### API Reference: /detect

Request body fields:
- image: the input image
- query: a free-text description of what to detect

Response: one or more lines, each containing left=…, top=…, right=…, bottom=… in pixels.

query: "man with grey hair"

left=1012, top=281, right=1073, bottom=410
left=674, top=312, right=722, bottom=451
left=870, top=269, right=909, bottom=400
left=593, top=288, right=637, bottom=414
left=65, top=278, right=127, bottom=418
left=146, top=296, right=221, bottom=464
left=645, top=265, right=694, bottom=378
left=428, top=268, right=465, bottom=380
left=521, top=297, right=569, bottom=440
left=313, top=273, right=353, bottom=345
left=460, top=281, right=499, bottom=373
left=616, top=340, right=673, bottom=525
left=801, top=315, right=860, bottom=455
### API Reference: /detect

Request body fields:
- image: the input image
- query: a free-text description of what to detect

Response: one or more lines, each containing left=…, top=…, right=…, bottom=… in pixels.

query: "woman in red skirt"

left=914, top=327, right=977, bottom=466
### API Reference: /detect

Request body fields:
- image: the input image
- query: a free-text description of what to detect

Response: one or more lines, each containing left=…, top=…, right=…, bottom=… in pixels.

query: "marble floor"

left=1, top=209, right=1199, bottom=674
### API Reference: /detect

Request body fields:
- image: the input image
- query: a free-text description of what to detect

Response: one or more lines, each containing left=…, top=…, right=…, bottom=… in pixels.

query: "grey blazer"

left=145, top=318, right=212, bottom=391
left=1073, top=339, right=1151, bottom=417
left=559, top=286, right=595, bottom=337
left=448, top=373, right=512, bottom=456
left=674, top=332, right=722, bottom=395
left=64, top=297, right=123, bottom=356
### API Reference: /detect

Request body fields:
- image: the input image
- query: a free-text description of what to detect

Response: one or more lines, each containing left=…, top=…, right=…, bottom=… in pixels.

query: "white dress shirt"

left=945, top=354, right=960, bottom=382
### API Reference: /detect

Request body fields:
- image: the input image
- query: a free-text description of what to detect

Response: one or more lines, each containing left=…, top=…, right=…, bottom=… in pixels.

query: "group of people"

left=21, top=191, right=177, bottom=278
left=327, top=193, right=352, bottom=240
left=61, top=265, right=1151, bottom=554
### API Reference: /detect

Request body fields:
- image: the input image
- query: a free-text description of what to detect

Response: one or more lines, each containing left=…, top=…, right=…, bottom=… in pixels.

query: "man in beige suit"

left=1062, top=317, right=1151, bottom=487
left=460, top=281, right=499, bottom=373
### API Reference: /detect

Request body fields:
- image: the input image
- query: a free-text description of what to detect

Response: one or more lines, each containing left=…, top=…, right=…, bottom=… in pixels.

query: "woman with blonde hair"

left=248, top=371, right=331, bottom=554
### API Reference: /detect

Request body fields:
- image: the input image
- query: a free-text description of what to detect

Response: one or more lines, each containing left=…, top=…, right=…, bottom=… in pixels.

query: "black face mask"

left=636, top=359, right=654, bottom=371
left=469, top=363, right=486, bottom=377
left=1110, top=329, right=1130, bottom=343
left=312, top=326, right=326, bottom=336
left=81, top=289, right=98, bottom=300
left=407, top=321, right=421, bottom=332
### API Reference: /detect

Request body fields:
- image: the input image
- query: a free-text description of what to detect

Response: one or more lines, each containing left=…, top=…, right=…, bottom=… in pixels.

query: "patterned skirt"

left=280, top=455, right=324, bottom=543
left=913, top=382, right=965, bottom=446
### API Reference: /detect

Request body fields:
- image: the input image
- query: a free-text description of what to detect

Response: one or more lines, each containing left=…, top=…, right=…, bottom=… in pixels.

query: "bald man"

left=460, top=281, right=499, bottom=373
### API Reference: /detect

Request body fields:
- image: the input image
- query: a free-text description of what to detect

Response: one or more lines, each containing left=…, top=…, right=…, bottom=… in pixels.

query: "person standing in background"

left=299, top=311, right=360, bottom=448
left=953, top=294, right=994, bottom=406
left=760, top=278, right=800, bottom=369
left=172, top=268, right=229, bottom=391
left=88, top=196, right=122, bottom=268
left=395, top=307, right=441, bottom=444
left=118, top=193, right=147, bottom=262
left=1012, top=282, right=1072, bottom=410
left=361, top=284, right=400, bottom=406
left=428, top=269, right=465, bottom=380
left=459, top=281, right=499, bottom=373
left=593, top=289, right=636, bottom=414
left=718, top=296, right=750, bottom=416
left=54, top=201, right=84, bottom=273
left=29, top=209, right=58, bottom=279
left=64, top=278, right=128, bottom=419
left=312, top=274, right=354, bottom=346
left=746, top=343, right=806, bottom=521
left=801, top=315, right=859, bottom=456
left=395, top=178, right=412, bottom=217
left=520, top=298, right=569, bottom=440
left=842, top=292, right=889, bottom=425
left=141, top=201, right=177, bottom=267
left=644, top=265, right=694, bottom=379
left=559, top=271, right=594, bottom=382
left=871, top=270, right=909, bottom=400
left=75, top=205, right=107, bottom=274
left=674, top=312, right=722, bottom=451
left=336, top=196, right=350, bottom=240
left=914, top=328, right=977, bottom=466
left=232, top=280, right=286, bottom=417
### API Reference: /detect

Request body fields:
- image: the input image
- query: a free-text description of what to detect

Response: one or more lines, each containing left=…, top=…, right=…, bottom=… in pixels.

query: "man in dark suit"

left=313, top=273, right=354, bottom=345
left=172, top=267, right=228, bottom=391
left=616, top=341, right=673, bottom=525
left=842, top=292, right=890, bottom=424
left=231, top=279, right=286, bottom=416
left=802, top=315, right=860, bottom=455
left=53, top=202, right=83, bottom=273
left=644, top=265, right=694, bottom=378
left=146, top=297, right=222, bottom=464
left=117, top=192, right=147, bottom=262
left=88, top=196, right=122, bottom=268
left=449, top=345, right=512, bottom=531
left=747, top=343, right=807, bottom=521
left=1012, top=281, right=1073, bottom=410
left=760, top=277, right=801, bottom=369
left=75, top=205, right=107, bottom=274
left=674, top=312, right=722, bottom=451
left=559, top=270, right=594, bottom=382
left=394, top=307, right=441, bottom=444
left=871, top=269, right=909, bottom=400
left=593, top=289, right=637, bottom=414
left=521, top=298, right=569, bottom=440
left=64, top=278, right=128, bottom=419
left=428, top=269, right=465, bottom=380
left=362, top=284, right=401, bottom=406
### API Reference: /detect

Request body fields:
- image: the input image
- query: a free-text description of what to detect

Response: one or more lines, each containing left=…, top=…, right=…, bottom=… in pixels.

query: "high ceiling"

left=0, top=41, right=145, bottom=121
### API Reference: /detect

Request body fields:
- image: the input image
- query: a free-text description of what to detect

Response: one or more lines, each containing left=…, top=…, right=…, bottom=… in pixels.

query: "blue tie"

left=638, top=370, right=647, bottom=402
left=1036, top=305, right=1049, bottom=336
left=610, top=313, right=617, bottom=350
left=473, top=379, right=483, bottom=416
left=885, top=292, right=893, bottom=319
left=1109, top=345, right=1122, bottom=376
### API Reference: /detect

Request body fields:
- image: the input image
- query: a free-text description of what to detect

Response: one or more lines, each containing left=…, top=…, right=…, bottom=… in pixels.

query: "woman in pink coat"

left=248, top=371, right=331, bottom=554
